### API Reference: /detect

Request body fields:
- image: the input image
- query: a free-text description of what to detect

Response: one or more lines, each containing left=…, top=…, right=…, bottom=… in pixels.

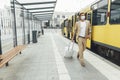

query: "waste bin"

left=27, top=34, right=30, bottom=44
left=32, top=30, right=37, bottom=43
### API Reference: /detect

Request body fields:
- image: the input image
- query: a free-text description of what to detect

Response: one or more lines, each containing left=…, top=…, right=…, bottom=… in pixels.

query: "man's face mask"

left=81, top=15, right=85, bottom=20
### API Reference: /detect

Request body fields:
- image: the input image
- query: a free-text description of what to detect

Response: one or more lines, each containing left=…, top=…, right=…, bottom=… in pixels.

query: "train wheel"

left=97, top=46, right=105, bottom=57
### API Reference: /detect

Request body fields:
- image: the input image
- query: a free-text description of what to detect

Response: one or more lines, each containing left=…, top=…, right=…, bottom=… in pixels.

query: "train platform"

left=0, top=29, right=120, bottom=80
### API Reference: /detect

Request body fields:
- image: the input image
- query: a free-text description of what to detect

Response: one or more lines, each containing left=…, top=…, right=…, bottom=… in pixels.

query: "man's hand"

left=71, top=38, right=74, bottom=42
left=86, top=35, right=91, bottom=40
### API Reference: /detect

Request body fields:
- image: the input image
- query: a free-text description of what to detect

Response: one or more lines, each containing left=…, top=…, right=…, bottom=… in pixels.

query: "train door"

left=64, top=19, right=68, bottom=37
left=86, top=11, right=92, bottom=49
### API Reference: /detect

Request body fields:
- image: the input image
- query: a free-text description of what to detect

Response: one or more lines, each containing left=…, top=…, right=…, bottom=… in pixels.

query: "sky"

left=55, top=0, right=99, bottom=12
left=0, top=0, right=99, bottom=12
left=0, top=0, right=10, bottom=9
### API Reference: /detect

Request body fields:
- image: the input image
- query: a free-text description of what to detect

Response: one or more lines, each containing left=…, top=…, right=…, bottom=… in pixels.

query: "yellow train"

left=62, top=0, right=120, bottom=65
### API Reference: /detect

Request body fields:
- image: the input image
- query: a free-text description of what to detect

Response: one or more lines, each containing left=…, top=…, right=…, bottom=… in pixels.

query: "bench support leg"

left=19, top=52, right=22, bottom=54
left=0, top=59, right=2, bottom=62
left=6, top=62, right=9, bottom=67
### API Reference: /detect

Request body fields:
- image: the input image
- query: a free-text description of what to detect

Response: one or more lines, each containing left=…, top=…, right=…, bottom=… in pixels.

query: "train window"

left=91, top=0, right=108, bottom=26
left=75, top=13, right=79, bottom=22
left=72, top=16, right=74, bottom=26
left=61, top=22, right=64, bottom=29
left=69, top=20, right=72, bottom=27
left=63, top=21, right=65, bottom=27
left=110, top=0, right=120, bottom=24
left=65, top=20, right=68, bottom=27
left=87, top=13, right=91, bottom=23
left=68, top=20, right=72, bottom=32
left=75, top=15, right=77, bottom=22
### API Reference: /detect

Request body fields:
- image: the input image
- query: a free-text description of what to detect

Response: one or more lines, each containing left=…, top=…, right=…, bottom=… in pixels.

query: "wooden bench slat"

left=0, top=45, right=26, bottom=68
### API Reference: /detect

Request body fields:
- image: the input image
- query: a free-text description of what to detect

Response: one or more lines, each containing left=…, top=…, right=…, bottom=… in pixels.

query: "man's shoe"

left=80, top=60, right=85, bottom=67
left=81, top=62, right=85, bottom=67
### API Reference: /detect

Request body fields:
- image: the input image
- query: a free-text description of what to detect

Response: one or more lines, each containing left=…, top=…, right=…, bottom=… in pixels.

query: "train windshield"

left=110, top=0, right=120, bottom=24
left=65, top=20, right=68, bottom=27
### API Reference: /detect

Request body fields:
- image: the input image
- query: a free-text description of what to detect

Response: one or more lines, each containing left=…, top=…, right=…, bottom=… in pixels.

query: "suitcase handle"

left=68, top=42, right=74, bottom=51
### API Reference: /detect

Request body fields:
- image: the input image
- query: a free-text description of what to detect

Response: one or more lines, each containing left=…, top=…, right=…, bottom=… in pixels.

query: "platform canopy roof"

left=13, top=0, right=57, bottom=21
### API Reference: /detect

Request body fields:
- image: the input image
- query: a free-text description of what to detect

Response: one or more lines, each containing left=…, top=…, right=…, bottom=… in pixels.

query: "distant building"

left=52, top=12, right=75, bottom=28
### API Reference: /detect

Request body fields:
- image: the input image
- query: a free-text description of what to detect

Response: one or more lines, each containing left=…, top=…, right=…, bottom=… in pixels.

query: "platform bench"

left=0, top=45, right=26, bottom=68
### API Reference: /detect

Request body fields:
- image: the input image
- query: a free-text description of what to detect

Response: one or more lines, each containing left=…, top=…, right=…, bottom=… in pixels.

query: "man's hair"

left=79, top=12, right=85, bottom=16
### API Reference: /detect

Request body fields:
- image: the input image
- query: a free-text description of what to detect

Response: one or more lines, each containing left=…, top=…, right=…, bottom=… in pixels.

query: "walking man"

left=72, top=12, right=91, bottom=67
